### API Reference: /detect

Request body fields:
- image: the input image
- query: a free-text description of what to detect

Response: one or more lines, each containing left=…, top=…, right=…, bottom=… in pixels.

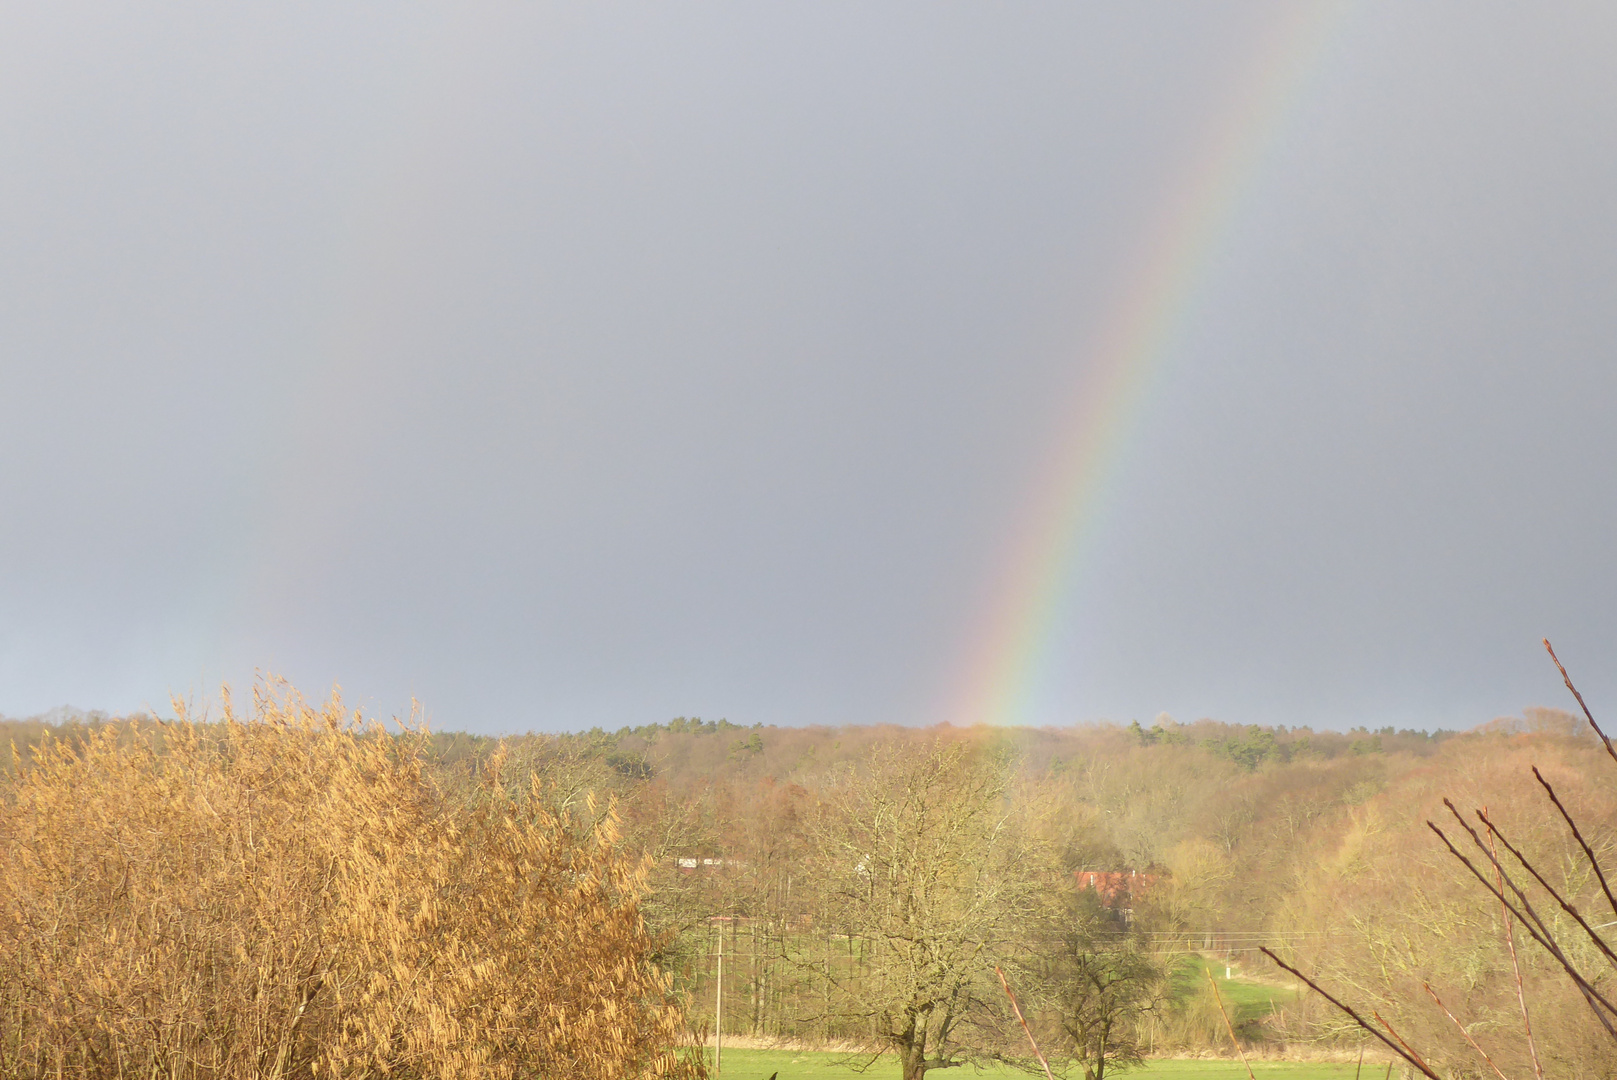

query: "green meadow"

left=706, top=1049, right=1365, bottom=1080
left=1180, top=954, right=1300, bottom=1024
left=703, top=956, right=1350, bottom=1080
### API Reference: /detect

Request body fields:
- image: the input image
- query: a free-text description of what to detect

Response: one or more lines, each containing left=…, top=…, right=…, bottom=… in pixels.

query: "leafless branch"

left=1544, top=639, right=1617, bottom=767
left=1373, top=1009, right=1440, bottom=1080
left=1427, top=817, right=1617, bottom=1038
left=1422, top=982, right=1510, bottom=1080
left=1258, top=948, right=1441, bottom=1079
left=1205, top=965, right=1256, bottom=1080
left=995, top=966, right=1055, bottom=1080
left=1476, top=806, right=1617, bottom=972
left=1488, top=819, right=1543, bottom=1080
left=1530, top=766, right=1617, bottom=923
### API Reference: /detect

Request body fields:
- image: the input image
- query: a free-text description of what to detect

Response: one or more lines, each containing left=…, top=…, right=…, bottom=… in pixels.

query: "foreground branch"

left=1258, top=949, right=1440, bottom=1080
left=995, top=967, right=1055, bottom=1080
left=1422, top=983, right=1509, bottom=1080
left=1544, top=639, right=1617, bottom=767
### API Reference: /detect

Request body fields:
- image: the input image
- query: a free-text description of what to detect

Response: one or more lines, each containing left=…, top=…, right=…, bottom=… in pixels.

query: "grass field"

left=1181, top=954, right=1301, bottom=1026
left=703, top=954, right=1336, bottom=1079
left=706, top=1049, right=1366, bottom=1080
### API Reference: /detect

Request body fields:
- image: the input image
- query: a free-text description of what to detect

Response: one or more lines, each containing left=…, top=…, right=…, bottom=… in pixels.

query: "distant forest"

left=3, top=701, right=1613, bottom=1078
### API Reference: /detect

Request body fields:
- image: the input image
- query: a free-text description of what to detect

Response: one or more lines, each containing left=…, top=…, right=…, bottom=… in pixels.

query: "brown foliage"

left=1272, top=732, right=1617, bottom=1078
left=0, top=683, right=702, bottom=1080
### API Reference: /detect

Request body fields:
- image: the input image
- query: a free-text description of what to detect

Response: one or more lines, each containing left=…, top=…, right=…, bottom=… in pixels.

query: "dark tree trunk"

left=900, top=1043, right=927, bottom=1080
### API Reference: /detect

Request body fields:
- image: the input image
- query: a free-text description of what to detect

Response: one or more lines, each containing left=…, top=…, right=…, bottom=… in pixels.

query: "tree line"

left=3, top=695, right=1612, bottom=1078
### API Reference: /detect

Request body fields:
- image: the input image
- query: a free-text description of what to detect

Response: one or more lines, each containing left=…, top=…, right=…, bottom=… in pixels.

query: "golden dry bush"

left=0, top=683, right=703, bottom=1080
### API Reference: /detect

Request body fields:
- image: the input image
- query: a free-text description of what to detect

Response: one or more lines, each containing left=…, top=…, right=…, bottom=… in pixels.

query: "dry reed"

left=0, top=681, right=704, bottom=1080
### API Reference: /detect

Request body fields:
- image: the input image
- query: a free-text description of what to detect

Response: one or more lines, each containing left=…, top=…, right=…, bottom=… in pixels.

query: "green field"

left=1181, top=955, right=1300, bottom=1026
left=702, top=955, right=1336, bottom=1080
left=706, top=1049, right=1362, bottom=1080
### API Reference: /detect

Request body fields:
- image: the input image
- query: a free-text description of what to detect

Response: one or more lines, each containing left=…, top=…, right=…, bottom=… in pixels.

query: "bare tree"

left=1031, top=893, right=1169, bottom=1080
left=797, top=739, right=1054, bottom=1080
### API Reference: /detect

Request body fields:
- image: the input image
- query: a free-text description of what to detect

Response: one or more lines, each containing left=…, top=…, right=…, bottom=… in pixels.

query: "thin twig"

left=1428, top=819, right=1617, bottom=1038
left=1490, top=808, right=1544, bottom=1080
left=1445, top=800, right=1595, bottom=973
left=1205, top=965, right=1256, bottom=1080
left=1434, top=812, right=1615, bottom=1018
left=1373, top=1009, right=1439, bottom=1080
left=1422, top=982, right=1510, bottom=1080
left=1532, top=766, right=1617, bottom=923
left=1434, top=814, right=1571, bottom=978
left=1477, top=806, right=1617, bottom=972
left=1544, top=639, right=1617, bottom=767
left=1258, top=948, right=1441, bottom=1079
left=995, top=967, right=1055, bottom=1080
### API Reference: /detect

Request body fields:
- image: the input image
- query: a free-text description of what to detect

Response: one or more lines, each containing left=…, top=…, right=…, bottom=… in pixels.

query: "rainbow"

left=954, top=5, right=1349, bottom=728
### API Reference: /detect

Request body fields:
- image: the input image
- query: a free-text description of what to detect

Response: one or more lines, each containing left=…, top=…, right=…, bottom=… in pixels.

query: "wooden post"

left=714, top=929, right=724, bottom=1076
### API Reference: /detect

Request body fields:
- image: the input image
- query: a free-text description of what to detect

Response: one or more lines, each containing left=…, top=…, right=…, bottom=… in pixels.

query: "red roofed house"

left=1074, top=869, right=1158, bottom=912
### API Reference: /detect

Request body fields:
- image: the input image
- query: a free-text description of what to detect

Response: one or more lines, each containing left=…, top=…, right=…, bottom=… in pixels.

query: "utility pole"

left=714, top=927, right=724, bottom=1076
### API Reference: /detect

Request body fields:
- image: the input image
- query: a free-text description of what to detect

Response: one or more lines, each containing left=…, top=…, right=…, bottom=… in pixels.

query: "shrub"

left=0, top=682, right=702, bottom=1080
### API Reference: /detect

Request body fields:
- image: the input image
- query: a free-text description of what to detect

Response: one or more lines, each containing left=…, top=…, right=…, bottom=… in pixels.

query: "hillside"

left=4, top=704, right=1609, bottom=1073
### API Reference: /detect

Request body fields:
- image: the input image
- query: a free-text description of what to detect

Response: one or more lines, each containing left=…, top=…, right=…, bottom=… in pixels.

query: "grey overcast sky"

left=2, top=3, right=1615, bottom=733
